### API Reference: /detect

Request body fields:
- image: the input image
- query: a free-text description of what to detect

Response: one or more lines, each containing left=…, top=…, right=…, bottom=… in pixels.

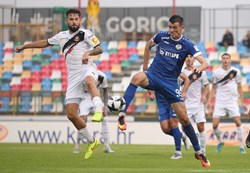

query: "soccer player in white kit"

left=15, top=8, right=104, bottom=159
left=182, top=55, right=210, bottom=155
left=207, top=53, right=247, bottom=154
left=73, top=70, right=114, bottom=153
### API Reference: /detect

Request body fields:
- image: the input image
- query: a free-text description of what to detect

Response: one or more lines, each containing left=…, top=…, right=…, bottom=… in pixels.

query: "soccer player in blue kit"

left=117, top=15, right=211, bottom=168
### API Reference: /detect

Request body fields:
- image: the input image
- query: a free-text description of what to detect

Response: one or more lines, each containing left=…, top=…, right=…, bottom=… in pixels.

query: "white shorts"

left=65, top=64, right=98, bottom=103
left=213, top=101, right=240, bottom=118
left=79, top=93, right=95, bottom=115
left=186, top=103, right=206, bottom=124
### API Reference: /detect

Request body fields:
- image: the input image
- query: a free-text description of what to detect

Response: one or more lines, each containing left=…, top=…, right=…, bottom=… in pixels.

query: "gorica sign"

left=106, top=16, right=169, bottom=33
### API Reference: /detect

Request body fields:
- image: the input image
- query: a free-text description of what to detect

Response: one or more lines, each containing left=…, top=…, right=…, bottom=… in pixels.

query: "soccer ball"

left=107, top=95, right=126, bottom=113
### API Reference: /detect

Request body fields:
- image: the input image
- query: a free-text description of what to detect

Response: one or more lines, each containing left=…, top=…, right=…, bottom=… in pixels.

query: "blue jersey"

left=148, top=31, right=202, bottom=79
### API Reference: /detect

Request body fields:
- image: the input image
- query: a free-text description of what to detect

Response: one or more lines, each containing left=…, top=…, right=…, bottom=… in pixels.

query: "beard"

left=68, top=24, right=80, bottom=33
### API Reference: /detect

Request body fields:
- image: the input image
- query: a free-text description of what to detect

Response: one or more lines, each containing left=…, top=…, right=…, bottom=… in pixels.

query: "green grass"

left=0, top=143, right=249, bottom=173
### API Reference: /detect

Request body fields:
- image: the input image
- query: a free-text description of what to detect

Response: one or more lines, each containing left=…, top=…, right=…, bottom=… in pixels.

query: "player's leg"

left=194, top=106, right=207, bottom=155
left=171, top=102, right=210, bottom=168
left=169, top=118, right=183, bottom=159
left=118, top=72, right=149, bottom=130
left=73, top=98, right=91, bottom=153
left=212, top=118, right=224, bottom=153
left=228, top=103, right=246, bottom=154
left=102, top=115, right=114, bottom=153
left=233, top=116, right=246, bottom=154
left=197, top=122, right=206, bottom=154
left=212, top=104, right=226, bottom=153
left=66, top=100, right=99, bottom=159
left=73, top=115, right=87, bottom=153
left=85, top=75, right=104, bottom=122
left=246, top=131, right=250, bottom=148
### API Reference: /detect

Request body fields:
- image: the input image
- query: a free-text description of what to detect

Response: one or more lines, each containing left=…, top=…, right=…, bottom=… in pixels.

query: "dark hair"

left=66, top=8, right=81, bottom=17
left=169, top=15, right=184, bottom=25
left=221, top=52, right=231, bottom=58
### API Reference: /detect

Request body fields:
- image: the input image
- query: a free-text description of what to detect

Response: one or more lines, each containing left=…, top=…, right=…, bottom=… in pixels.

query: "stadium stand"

left=0, top=39, right=249, bottom=117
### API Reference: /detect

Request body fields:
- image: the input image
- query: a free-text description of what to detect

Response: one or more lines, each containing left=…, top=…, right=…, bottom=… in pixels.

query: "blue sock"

left=183, top=123, right=201, bottom=152
left=170, top=128, right=182, bottom=152
left=123, top=83, right=138, bottom=112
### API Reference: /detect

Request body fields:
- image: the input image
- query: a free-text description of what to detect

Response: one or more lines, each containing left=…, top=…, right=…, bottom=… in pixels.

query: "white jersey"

left=47, top=28, right=100, bottom=100
left=212, top=66, right=241, bottom=104
left=182, top=69, right=209, bottom=109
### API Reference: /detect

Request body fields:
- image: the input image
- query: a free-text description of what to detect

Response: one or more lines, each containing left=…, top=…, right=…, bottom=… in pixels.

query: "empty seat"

left=111, top=64, right=121, bottom=74
left=51, top=70, right=61, bottom=80
left=12, top=64, right=23, bottom=75
left=52, top=83, right=62, bottom=92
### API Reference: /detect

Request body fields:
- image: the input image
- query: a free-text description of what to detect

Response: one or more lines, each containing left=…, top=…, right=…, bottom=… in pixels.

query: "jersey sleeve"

left=152, top=32, right=163, bottom=45
left=84, top=30, right=100, bottom=48
left=186, top=41, right=202, bottom=58
left=47, top=33, right=60, bottom=45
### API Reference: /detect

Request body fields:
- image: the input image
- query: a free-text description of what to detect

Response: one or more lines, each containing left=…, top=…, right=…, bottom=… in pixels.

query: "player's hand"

left=82, top=52, right=90, bottom=64
left=207, top=102, right=214, bottom=113
left=182, top=92, right=187, bottom=100
left=193, top=66, right=203, bottom=73
left=147, top=90, right=155, bottom=101
left=201, top=96, right=206, bottom=104
left=15, top=45, right=24, bottom=53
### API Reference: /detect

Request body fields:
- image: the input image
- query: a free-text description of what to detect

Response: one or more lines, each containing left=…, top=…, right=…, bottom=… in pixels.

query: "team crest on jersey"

left=74, top=36, right=81, bottom=42
left=175, top=44, right=182, bottom=50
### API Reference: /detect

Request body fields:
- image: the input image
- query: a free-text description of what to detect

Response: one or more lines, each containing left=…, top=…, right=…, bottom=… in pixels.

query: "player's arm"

left=82, top=45, right=103, bottom=61
left=193, top=55, right=209, bottom=73
left=207, top=82, right=216, bottom=112
left=201, top=84, right=210, bottom=104
left=15, top=40, right=50, bottom=52
left=179, top=72, right=190, bottom=100
left=237, top=83, right=247, bottom=111
left=101, top=87, right=109, bottom=116
left=143, top=40, right=155, bottom=71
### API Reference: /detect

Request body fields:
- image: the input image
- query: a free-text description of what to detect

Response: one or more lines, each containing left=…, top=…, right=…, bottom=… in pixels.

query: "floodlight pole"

left=172, top=0, right=176, bottom=15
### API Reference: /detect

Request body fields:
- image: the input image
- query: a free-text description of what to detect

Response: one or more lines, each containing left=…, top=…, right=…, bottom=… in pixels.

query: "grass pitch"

left=0, top=143, right=249, bottom=173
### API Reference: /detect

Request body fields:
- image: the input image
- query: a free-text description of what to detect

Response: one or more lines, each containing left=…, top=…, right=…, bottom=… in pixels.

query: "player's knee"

left=67, top=112, right=76, bottom=121
left=85, top=76, right=95, bottom=87
left=179, top=116, right=190, bottom=126
left=131, top=72, right=145, bottom=86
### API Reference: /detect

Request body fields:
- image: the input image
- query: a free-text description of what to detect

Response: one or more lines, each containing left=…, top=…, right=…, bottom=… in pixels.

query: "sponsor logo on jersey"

left=159, top=48, right=179, bottom=59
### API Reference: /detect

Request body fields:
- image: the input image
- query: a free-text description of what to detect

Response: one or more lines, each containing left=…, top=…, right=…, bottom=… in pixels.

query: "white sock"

left=214, top=127, right=223, bottom=143
left=92, top=96, right=104, bottom=112
left=77, top=130, right=82, bottom=144
left=237, top=126, right=244, bottom=148
left=101, top=117, right=110, bottom=148
left=199, top=131, right=206, bottom=154
left=118, top=112, right=125, bottom=117
left=78, top=127, right=94, bottom=144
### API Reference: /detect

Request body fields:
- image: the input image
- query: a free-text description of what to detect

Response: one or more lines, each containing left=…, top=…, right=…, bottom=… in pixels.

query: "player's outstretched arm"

left=194, top=55, right=208, bottom=73
left=179, top=72, right=190, bottom=100
left=15, top=40, right=50, bottom=52
left=143, top=40, right=154, bottom=71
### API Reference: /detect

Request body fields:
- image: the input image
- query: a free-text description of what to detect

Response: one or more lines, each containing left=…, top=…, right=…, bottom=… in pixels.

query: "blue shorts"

left=155, top=91, right=178, bottom=123
left=145, top=72, right=184, bottom=104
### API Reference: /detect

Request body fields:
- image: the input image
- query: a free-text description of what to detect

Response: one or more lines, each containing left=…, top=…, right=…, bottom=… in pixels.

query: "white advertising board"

left=0, top=116, right=249, bottom=146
